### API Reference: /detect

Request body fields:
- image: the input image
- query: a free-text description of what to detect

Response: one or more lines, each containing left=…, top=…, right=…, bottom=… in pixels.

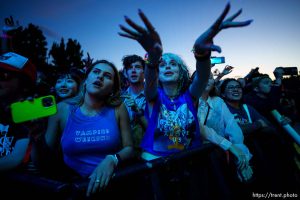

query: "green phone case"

left=11, top=95, right=57, bottom=123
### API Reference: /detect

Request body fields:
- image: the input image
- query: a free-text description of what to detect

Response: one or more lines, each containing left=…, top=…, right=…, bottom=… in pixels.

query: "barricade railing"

left=2, top=143, right=216, bottom=199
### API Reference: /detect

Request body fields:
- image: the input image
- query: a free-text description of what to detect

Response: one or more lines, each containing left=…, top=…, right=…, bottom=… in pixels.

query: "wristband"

left=145, top=59, right=159, bottom=69
left=191, top=48, right=211, bottom=61
left=108, top=154, right=118, bottom=166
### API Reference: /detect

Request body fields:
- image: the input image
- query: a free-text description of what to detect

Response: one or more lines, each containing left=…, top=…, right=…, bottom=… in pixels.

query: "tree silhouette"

left=11, top=23, right=48, bottom=71
left=49, top=38, right=84, bottom=73
left=49, top=38, right=67, bottom=71
left=66, top=38, right=84, bottom=68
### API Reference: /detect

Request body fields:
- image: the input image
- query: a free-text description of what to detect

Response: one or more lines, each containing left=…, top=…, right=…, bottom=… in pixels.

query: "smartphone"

left=11, top=95, right=57, bottom=123
left=210, top=57, right=225, bottom=65
left=282, top=67, right=298, bottom=76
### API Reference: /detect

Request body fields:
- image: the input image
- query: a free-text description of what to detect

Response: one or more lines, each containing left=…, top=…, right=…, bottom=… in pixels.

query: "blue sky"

left=1, top=0, right=300, bottom=79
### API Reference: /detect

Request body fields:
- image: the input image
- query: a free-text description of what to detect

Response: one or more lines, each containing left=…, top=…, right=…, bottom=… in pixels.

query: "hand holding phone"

left=11, top=95, right=57, bottom=123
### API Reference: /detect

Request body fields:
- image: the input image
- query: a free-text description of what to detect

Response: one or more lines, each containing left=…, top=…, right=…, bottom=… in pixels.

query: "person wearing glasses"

left=220, top=78, right=299, bottom=192
left=220, top=78, right=273, bottom=136
left=196, top=74, right=253, bottom=183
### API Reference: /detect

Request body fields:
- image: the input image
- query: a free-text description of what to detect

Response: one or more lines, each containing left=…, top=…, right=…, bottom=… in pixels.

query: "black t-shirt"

left=243, top=86, right=281, bottom=123
left=0, top=111, right=29, bottom=158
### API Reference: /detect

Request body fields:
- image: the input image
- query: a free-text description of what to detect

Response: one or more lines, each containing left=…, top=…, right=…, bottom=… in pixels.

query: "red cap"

left=0, top=52, right=36, bottom=83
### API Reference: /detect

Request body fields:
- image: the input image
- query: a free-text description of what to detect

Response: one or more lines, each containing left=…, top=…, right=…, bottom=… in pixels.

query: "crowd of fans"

left=1, top=3, right=299, bottom=200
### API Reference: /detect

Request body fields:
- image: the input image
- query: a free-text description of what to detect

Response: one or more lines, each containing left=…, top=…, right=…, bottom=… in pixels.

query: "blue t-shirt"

left=61, top=105, right=121, bottom=177
left=141, top=89, right=202, bottom=157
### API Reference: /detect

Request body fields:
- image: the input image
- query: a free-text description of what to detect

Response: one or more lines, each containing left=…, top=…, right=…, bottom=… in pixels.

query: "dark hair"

left=122, top=54, right=145, bottom=70
left=250, top=74, right=271, bottom=89
left=56, top=68, right=83, bottom=90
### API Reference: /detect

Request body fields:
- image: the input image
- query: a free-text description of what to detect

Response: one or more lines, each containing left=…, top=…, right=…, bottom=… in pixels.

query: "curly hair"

left=122, top=54, right=145, bottom=70
left=160, top=53, right=190, bottom=95
left=219, top=78, right=240, bottom=95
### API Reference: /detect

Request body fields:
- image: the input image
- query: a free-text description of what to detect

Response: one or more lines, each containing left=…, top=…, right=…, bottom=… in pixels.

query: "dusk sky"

left=1, top=0, right=300, bottom=79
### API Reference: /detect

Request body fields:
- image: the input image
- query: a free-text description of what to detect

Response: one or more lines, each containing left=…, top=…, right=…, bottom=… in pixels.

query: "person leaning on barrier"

left=197, top=74, right=253, bottom=182
left=220, top=78, right=275, bottom=136
left=31, top=60, right=134, bottom=197
left=221, top=78, right=299, bottom=192
left=118, top=3, right=252, bottom=199
left=118, top=3, right=252, bottom=161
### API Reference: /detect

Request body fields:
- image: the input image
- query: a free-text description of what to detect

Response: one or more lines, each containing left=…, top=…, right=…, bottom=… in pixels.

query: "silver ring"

left=95, top=179, right=100, bottom=183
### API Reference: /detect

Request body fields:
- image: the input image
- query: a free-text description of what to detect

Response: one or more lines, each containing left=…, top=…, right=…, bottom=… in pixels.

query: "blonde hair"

left=66, top=60, right=121, bottom=107
left=160, top=53, right=190, bottom=94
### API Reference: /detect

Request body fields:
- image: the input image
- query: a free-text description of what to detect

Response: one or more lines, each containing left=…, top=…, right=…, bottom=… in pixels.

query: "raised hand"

left=119, top=9, right=162, bottom=63
left=193, top=3, right=253, bottom=57
left=222, top=65, right=234, bottom=75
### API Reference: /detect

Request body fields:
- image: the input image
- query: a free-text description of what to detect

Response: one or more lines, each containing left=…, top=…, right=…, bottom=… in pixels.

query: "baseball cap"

left=0, top=52, right=36, bottom=83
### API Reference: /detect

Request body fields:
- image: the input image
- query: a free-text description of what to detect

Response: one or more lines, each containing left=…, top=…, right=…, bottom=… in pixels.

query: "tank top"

left=61, top=105, right=121, bottom=177
left=141, top=89, right=202, bottom=157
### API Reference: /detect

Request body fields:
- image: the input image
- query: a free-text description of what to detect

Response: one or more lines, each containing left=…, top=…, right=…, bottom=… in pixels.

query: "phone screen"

left=211, top=57, right=225, bottom=64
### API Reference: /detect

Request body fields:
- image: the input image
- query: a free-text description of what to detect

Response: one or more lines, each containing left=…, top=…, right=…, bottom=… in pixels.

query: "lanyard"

left=203, top=106, right=210, bottom=125
left=242, top=104, right=252, bottom=123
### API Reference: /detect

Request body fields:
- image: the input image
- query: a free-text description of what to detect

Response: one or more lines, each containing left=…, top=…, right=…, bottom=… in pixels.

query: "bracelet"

left=145, top=55, right=162, bottom=69
left=145, top=59, right=159, bottom=69
left=108, top=154, right=118, bottom=166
